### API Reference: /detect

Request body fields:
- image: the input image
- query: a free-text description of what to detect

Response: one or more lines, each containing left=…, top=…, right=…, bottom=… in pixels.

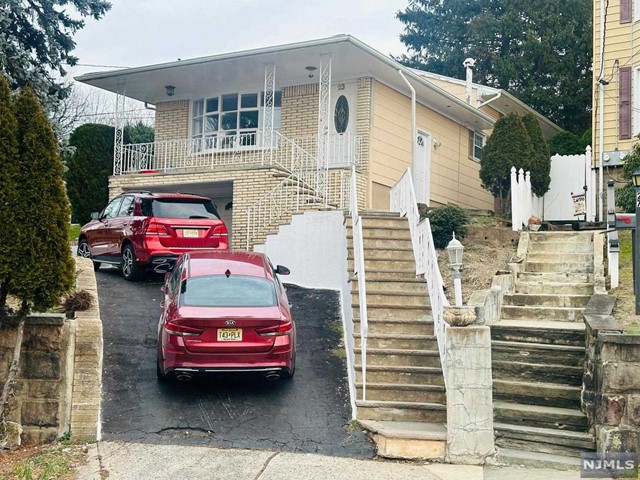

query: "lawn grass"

left=0, top=441, right=86, bottom=480
left=610, top=230, right=640, bottom=333
left=68, top=224, right=81, bottom=242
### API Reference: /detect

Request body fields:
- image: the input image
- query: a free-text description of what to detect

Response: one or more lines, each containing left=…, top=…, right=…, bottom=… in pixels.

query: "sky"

left=71, top=0, right=411, bottom=77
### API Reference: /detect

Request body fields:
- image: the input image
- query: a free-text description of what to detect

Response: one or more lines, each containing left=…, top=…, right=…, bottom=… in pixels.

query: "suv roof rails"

left=124, top=190, right=153, bottom=195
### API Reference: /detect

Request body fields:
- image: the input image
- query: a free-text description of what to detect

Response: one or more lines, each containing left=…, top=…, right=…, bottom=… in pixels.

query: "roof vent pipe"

left=463, top=58, right=475, bottom=105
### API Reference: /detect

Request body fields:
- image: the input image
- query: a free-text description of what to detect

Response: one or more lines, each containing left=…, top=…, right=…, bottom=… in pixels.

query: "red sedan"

left=156, top=251, right=295, bottom=382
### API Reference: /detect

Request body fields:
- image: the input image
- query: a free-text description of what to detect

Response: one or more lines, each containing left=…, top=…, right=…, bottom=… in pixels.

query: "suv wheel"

left=122, top=243, right=143, bottom=281
left=78, top=238, right=101, bottom=271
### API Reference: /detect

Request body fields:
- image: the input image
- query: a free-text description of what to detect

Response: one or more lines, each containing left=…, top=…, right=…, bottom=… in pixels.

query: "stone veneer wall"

left=1, top=313, right=72, bottom=445
left=583, top=294, right=640, bottom=453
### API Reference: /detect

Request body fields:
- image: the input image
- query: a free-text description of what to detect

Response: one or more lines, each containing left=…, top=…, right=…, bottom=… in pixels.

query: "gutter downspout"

left=398, top=69, right=416, bottom=186
left=598, top=0, right=606, bottom=222
left=478, top=91, right=502, bottom=109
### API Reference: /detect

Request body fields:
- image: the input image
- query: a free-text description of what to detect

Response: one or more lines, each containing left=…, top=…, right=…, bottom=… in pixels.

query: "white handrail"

left=349, top=165, right=368, bottom=401
left=390, top=168, right=450, bottom=386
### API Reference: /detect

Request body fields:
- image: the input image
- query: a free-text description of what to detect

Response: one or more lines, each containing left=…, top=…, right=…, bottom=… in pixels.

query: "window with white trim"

left=635, top=0, right=640, bottom=21
left=634, top=67, right=640, bottom=136
left=191, top=91, right=281, bottom=149
left=469, top=130, right=485, bottom=161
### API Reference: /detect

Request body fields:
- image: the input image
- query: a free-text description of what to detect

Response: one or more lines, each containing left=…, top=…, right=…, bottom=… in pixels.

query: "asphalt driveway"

left=96, top=267, right=374, bottom=458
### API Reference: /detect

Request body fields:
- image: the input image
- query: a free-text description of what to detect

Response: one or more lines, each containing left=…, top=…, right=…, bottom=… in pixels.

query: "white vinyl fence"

left=511, top=167, right=543, bottom=232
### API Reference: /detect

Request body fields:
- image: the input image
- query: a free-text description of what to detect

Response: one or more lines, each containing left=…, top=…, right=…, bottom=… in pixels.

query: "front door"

left=413, top=131, right=432, bottom=206
left=329, top=82, right=357, bottom=166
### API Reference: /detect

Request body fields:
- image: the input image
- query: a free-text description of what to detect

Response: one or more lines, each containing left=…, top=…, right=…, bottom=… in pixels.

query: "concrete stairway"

left=346, top=211, right=447, bottom=460
left=492, top=231, right=596, bottom=468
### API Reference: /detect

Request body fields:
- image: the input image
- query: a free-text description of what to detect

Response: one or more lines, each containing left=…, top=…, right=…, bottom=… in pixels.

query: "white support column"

left=317, top=54, right=332, bottom=204
left=262, top=62, right=276, bottom=165
left=113, top=89, right=126, bottom=175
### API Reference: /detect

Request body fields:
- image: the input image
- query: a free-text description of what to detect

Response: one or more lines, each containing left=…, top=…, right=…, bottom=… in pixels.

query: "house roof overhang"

left=75, top=34, right=494, bottom=131
left=411, top=70, right=563, bottom=139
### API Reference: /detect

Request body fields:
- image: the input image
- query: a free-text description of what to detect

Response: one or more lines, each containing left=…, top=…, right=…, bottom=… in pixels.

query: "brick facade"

left=155, top=100, right=190, bottom=142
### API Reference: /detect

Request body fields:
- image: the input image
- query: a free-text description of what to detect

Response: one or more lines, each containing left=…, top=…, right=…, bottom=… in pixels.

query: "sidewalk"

left=76, top=441, right=581, bottom=480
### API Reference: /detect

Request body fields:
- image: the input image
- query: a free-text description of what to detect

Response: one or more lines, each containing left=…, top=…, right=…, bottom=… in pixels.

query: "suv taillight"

left=146, top=222, right=169, bottom=236
left=211, top=224, right=228, bottom=237
left=256, top=322, right=293, bottom=337
left=164, top=322, right=203, bottom=337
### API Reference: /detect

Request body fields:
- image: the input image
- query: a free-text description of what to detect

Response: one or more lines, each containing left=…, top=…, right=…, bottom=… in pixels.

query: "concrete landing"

left=359, top=420, right=447, bottom=460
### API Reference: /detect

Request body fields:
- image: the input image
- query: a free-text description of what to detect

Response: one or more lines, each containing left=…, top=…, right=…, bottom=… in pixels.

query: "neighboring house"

left=593, top=0, right=639, bottom=211
left=76, top=35, right=555, bottom=249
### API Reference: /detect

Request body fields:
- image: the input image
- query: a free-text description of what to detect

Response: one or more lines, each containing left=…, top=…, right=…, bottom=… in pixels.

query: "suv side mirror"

left=90, top=212, right=100, bottom=220
left=275, top=265, right=290, bottom=276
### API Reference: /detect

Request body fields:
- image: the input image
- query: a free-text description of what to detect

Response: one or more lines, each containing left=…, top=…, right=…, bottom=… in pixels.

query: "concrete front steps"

left=347, top=211, right=446, bottom=460
left=492, top=231, right=596, bottom=467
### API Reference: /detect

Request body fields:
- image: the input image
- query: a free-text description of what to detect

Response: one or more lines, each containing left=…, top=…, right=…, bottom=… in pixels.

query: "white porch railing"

left=390, top=168, right=450, bottom=385
left=348, top=165, right=368, bottom=400
left=118, top=132, right=363, bottom=175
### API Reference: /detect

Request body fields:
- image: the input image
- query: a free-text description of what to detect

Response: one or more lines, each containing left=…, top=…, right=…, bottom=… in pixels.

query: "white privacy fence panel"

left=511, top=167, right=543, bottom=231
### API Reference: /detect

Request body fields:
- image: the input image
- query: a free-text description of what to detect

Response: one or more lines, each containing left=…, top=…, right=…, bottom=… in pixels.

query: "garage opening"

left=125, top=181, right=234, bottom=245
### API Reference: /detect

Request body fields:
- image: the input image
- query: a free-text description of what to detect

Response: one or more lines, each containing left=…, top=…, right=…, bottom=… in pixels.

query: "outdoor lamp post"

left=446, top=232, right=464, bottom=307
left=632, top=168, right=640, bottom=314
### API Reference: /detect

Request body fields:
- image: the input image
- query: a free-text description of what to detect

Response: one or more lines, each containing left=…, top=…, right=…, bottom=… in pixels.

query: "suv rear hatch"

left=142, top=197, right=228, bottom=249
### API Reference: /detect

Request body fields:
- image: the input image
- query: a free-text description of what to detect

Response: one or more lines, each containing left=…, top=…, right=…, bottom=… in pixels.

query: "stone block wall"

left=0, top=313, right=72, bottom=445
left=583, top=295, right=640, bottom=453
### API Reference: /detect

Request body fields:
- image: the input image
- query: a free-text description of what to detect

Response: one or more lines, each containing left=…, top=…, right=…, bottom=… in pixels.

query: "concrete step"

left=349, top=258, right=416, bottom=271
left=491, top=341, right=585, bottom=367
left=525, top=261, right=593, bottom=274
left=526, top=253, right=593, bottom=264
left=493, top=401, right=589, bottom=432
left=490, top=320, right=585, bottom=346
left=492, top=360, right=583, bottom=386
left=351, top=291, right=429, bottom=308
left=356, top=400, right=447, bottom=423
left=354, top=333, right=437, bottom=350
left=348, top=235, right=413, bottom=249
left=494, top=422, right=595, bottom=457
left=517, top=272, right=592, bottom=283
left=528, top=232, right=594, bottom=242
left=346, top=225, right=411, bottom=240
left=527, top=242, right=594, bottom=254
left=351, top=278, right=428, bottom=294
left=354, top=348, right=442, bottom=368
left=358, top=420, right=446, bottom=460
left=347, top=217, right=409, bottom=229
left=502, top=293, right=591, bottom=308
left=353, top=318, right=434, bottom=336
left=353, top=269, right=419, bottom=281
left=495, top=448, right=581, bottom=470
left=356, top=383, right=446, bottom=403
left=353, top=304, right=431, bottom=320
left=355, top=365, right=444, bottom=386
left=493, top=379, right=582, bottom=409
left=348, top=248, right=415, bottom=261
left=515, top=281, right=594, bottom=296
left=501, top=305, right=585, bottom=322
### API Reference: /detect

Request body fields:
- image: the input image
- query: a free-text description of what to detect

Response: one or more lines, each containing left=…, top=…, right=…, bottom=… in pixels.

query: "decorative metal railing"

left=348, top=165, right=369, bottom=400
left=390, top=168, right=450, bottom=386
left=117, top=132, right=362, bottom=175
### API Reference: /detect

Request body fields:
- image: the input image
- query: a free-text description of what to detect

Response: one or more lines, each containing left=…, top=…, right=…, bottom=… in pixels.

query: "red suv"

left=77, top=191, right=229, bottom=280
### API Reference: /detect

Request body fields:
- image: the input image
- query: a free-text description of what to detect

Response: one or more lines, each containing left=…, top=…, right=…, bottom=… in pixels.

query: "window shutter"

left=620, top=67, right=632, bottom=139
left=621, top=0, right=632, bottom=23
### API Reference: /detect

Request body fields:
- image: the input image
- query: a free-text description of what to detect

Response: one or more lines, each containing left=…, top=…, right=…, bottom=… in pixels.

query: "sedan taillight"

left=146, top=222, right=169, bottom=236
left=164, top=322, right=203, bottom=337
left=256, top=322, right=293, bottom=337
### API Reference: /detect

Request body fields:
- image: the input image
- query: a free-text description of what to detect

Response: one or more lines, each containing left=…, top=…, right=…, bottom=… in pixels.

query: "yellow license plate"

left=182, top=229, right=199, bottom=238
left=217, top=329, right=242, bottom=341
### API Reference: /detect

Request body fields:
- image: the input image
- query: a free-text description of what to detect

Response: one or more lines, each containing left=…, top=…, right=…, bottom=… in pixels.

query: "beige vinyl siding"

left=370, top=80, right=493, bottom=210
left=422, top=77, right=481, bottom=105
left=593, top=0, right=637, bottom=163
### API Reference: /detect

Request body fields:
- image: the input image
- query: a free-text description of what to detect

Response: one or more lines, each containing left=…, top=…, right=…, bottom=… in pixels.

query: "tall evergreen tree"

left=65, top=123, right=116, bottom=224
left=480, top=113, right=533, bottom=210
left=0, top=0, right=111, bottom=106
left=396, top=0, right=592, bottom=133
left=522, top=114, right=551, bottom=197
left=0, top=75, right=19, bottom=311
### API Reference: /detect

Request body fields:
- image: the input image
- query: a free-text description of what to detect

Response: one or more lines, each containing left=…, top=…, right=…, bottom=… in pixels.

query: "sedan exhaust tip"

left=175, top=373, right=194, bottom=382
left=264, top=372, right=281, bottom=382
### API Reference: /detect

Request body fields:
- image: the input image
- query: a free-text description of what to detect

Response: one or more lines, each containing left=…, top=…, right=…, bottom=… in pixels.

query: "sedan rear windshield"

left=180, top=275, right=277, bottom=307
left=141, top=198, right=220, bottom=219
